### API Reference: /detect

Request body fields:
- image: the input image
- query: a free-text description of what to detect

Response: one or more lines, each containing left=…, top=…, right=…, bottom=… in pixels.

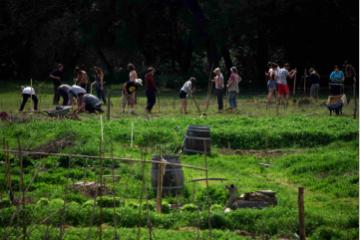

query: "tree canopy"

left=0, top=0, right=358, bottom=86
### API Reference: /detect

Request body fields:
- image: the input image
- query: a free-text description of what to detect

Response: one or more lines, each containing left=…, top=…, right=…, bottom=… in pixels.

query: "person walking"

left=144, top=67, right=157, bottom=113
left=329, top=65, right=344, bottom=95
left=179, top=77, right=196, bottom=114
left=226, top=66, right=241, bottom=112
left=308, top=68, right=320, bottom=101
left=212, top=67, right=224, bottom=112
left=49, top=63, right=64, bottom=105
left=19, top=86, right=38, bottom=112
left=93, top=66, right=106, bottom=104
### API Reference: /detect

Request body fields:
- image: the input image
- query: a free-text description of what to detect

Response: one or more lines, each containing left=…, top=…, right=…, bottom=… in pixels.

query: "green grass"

left=0, top=83, right=358, bottom=239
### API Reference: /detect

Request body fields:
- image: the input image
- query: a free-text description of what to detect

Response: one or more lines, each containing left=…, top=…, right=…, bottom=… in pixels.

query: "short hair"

left=230, top=66, right=237, bottom=73
left=127, top=63, right=135, bottom=71
left=189, top=77, right=196, bottom=83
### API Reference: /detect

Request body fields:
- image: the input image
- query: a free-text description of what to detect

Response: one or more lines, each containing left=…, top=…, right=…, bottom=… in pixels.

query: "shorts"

left=267, top=80, right=277, bottom=91
left=179, top=90, right=187, bottom=99
left=277, top=84, right=289, bottom=96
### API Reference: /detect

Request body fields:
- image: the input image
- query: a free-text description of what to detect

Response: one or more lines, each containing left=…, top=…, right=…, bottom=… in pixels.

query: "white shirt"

left=22, top=87, right=35, bottom=95
left=276, top=68, right=289, bottom=85
left=70, top=84, right=86, bottom=96
left=181, top=80, right=192, bottom=93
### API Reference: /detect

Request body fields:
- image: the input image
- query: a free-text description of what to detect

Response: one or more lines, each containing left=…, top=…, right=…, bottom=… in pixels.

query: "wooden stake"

left=353, top=77, right=357, bottom=119
left=303, top=69, right=307, bottom=96
left=130, top=122, right=134, bottom=147
left=156, top=158, right=166, bottom=213
left=107, top=90, right=111, bottom=121
left=204, top=140, right=212, bottom=239
left=99, top=116, right=104, bottom=240
left=17, top=138, right=27, bottom=240
left=298, top=187, right=306, bottom=240
left=293, top=72, right=297, bottom=96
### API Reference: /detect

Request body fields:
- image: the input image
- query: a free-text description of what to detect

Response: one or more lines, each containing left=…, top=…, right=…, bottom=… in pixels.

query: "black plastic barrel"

left=151, top=155, right=184, bottom=196
left=183, top=125, right=211, bottom=154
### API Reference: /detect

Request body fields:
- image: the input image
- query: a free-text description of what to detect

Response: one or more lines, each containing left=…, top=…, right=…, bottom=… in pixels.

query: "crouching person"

left=19, top=86, right=38, bottom=112
left=83, top=94, right=103, bottom=113
left=69, top=84, right=86, bottom=112
left=57, top=84, right=71, bottom=106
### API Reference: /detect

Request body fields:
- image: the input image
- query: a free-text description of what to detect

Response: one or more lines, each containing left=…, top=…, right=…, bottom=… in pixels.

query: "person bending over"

left=57, top=84, right=71, bottom=106
left=179, top=77, right=196, bottom=114
left=19, top=86, right=38, bottom=112
left=83, top=94, right=104, bottom=113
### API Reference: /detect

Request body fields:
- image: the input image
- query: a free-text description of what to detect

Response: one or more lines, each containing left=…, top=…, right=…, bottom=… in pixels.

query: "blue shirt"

left=329, top=70, right=344, bottom=82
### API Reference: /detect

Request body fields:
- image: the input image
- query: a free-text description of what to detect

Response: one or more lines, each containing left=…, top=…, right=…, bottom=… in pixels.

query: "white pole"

left=130, top=122, right=134, bottom=147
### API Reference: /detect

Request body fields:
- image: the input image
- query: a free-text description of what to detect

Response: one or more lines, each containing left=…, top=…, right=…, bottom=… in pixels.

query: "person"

left=308, top=68, right=320, bottom=101
left=75, top=65, right=89, bottom=92
left=93, top=66, right=106, bottom=104
left=226, top=66, right=241, bottom=111
left=83, top=94, right=104, bottom=113
left=57, top=84, right=71, bottom=106
left=19, top=86, right=38, bottom=111
left=69, top=84, right=86, bottom=111
left=329, top=65, right=344, bottom=95
left=179, top=77, right=196, bottom=114
left=49, top=63, right=64, bottom=105
left=266, top=62, right=277, bottom=106
left=212, top=67, right=224, bottom=112
left=276, top=63, right=297, bottom=105
left=121, top=63, right=141, bottom=114
left=144, top=67, right=157, bottom=113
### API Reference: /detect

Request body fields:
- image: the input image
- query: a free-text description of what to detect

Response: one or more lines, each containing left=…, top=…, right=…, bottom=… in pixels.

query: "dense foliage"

left=0, top=0, right=357, bottom=86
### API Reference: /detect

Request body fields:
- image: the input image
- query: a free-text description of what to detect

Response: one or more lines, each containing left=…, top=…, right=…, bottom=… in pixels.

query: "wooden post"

left=17, top=138, right=27, bottom=240
left=130, top=122, right=134, bottom=148
left=107, top=90, right=111, bottom=121
left=204, top=140, right=212, bottom=239
left=293, top=72, right=297, bottom=96
left=156, top=158, right=166, bottom=213
left=298, top=187, right=306, bottom=240
left=353, top=77, right=357, bottom=119
left=303, top=69, right=307, bottom=96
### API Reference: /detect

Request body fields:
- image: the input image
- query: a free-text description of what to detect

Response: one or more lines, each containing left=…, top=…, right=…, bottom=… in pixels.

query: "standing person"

left=93, top=66, right=106, bottom=104
left=276, top=63, right=297, bottom=106
left=266, top=62, right=278, bottom=106
left=122, top=63, right=140, bottom=114
left=75, top=65, right=89, bottom=92
left=144, top=67, right=157, bottom=113
left=49, top=63, right=64, bottom=105
left=226, top=66, right=241, bottom=111
left=179, top=77, right=196, bottom=114
left=308, top=68, right=320, bottom=101
left=329, top=65, right=345, bottom=95
left=212, top=67, right=224, bottom=112
left=19, top=86, right=38, bottom=111
left=57, top=84, right=71, bottom=106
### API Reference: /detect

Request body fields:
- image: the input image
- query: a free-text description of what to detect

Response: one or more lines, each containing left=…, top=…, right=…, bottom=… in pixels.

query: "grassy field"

left=0, top=82, right=358, bottom=240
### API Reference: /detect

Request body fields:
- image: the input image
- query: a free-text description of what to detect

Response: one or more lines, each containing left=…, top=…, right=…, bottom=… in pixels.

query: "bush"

left=97, top=196, right=123, bottom=208
left=181, top=203, right=198, bottom=212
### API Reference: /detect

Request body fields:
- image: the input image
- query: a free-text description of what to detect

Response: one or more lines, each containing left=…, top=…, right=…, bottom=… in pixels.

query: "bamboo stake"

left=1, top=149, right=207, bottom=171
left=17, top=138, right=27, bottom=240
left=205, top=64, right=215, bottom=113
left=353, top=77, right=357, bottom=119
left=298, top=187, right=306, bottom=240
left=30, top=78, right=33, bottom=112
left=136, top=151, right=146, bottom=240
left=130, top=122, right=134, bottom=147
left=110, top=143, right=120, bottom=240
left=156, top=157, right=166, bottom=213
left=107, top=90, right=111, bottom=121
left=204, top=140, right=212, bottom=239
left=98, top=116, right=104, bottom=240
left=293, top=72, right=297, bottom=96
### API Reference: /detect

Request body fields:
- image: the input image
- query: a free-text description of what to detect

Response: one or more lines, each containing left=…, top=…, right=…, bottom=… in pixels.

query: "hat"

left=230, top=66, right=237, bottom=72
left=135, top=78, right=143, bottom=86
left=213, top=67, right=221, bottom=73
left=146, top=67, right=155, bottom=73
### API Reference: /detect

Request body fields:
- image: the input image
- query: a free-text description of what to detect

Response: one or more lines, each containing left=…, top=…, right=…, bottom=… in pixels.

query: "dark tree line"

left=0, top=0, right=358, bottom=87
